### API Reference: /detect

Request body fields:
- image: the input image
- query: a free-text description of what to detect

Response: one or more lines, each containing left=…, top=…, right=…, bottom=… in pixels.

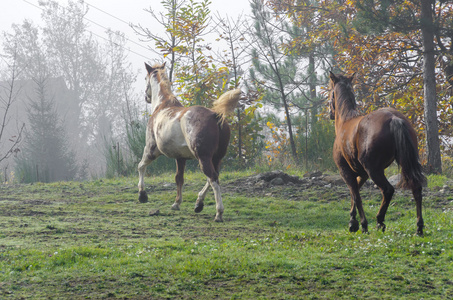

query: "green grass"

left=0, top=171, right=452, bottom=299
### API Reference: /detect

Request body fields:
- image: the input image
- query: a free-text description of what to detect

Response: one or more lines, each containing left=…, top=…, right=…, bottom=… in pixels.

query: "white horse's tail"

left=211, top=88, right=242, bottom=124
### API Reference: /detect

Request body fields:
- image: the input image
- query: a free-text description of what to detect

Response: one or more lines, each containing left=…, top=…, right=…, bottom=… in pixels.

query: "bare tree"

left=214, top=13, right=248, bottom=161
left=3, top=1, right=138, bottom=176
left=0, top=48, right=25, bottom=166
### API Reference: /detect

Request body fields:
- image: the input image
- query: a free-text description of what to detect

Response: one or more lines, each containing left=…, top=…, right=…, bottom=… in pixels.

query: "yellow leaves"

left=264, top=120, right=291, bottom=166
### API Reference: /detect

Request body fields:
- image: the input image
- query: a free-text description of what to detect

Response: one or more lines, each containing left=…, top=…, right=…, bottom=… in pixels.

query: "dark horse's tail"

left=390, top=118, right=426, bottom=189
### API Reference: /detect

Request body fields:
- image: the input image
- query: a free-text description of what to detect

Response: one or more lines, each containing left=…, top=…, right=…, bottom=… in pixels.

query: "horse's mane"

left=152, top=63, right=180, bottom=105
left=331, top=75, right=360, bottom=120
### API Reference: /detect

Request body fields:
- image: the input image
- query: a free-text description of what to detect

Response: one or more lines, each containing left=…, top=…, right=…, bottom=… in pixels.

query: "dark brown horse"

left=138, top=62, right=241, bottom=222
left=329, top=72, right=426, bottom=235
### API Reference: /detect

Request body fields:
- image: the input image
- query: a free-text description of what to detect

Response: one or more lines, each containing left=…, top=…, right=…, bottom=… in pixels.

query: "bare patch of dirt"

left=223, top=170, right=349, bottom=199
left=223, top=170, right=453, bottom=208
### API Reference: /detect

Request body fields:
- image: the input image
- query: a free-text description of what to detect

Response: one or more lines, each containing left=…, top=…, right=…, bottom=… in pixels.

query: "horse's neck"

left=335, top=110, right=362, bottom=133
left=337, top=100, right=360, bottom=121
left=150, top=80, right=179, bottom=113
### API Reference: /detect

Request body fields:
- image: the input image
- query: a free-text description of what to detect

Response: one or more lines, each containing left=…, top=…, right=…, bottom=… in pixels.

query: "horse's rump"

left=181, top=106, right=229, bottom=158
left=355, top=108, right=425, bottom=189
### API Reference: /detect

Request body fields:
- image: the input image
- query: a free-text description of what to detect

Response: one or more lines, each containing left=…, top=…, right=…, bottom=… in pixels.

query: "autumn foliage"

left=269, top=0, right=453, bottom=168
left=142, top=0, right=452, bottom=173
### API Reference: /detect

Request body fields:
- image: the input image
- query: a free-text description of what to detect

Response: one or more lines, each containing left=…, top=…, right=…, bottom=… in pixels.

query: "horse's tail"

left=212, top=89, right=242, bottom=125
left=390, top=118, right=426, bottom=189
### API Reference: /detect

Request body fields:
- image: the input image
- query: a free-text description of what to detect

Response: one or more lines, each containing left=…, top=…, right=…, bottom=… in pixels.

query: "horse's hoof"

left=377, top=223, right=386, bottom=232
left=171, top=203, right=180, bottom=211
left=416, top=220, right=424, bottom=236
left=214, top=216, right=223, bottom=222
left=361, top=227, right=369, bottom=234
left=349, top=220, right=359, bottom=232
left=138, top=191, right=148, bottom=203
left=194, top=203, right=204, bottom=213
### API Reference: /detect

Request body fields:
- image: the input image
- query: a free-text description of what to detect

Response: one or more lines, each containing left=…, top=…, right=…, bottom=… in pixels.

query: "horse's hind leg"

left=194, top=153, right=224, bottom=213
left=413, top=185, right=423, bottom=235
left=194, top=180, right=209, bottom=213
left=138, top=142, right=160, bottom=203
left=171, top=158, right=186, bottom=211
left=198, top=156, right=224, bottom=222
left=368, top=169, right=394, bottom=232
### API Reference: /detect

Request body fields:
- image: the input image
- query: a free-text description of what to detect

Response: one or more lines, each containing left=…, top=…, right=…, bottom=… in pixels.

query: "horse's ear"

left=161, top=61, right=166, bottom=69
left=349, top=72, right=356, bottom=82
left=145, top=62, right=153, bottom=74
left=329, top=71, right=338, bottom=83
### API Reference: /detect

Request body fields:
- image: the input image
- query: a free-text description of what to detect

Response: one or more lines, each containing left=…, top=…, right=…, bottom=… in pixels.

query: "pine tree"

left=247, top=0, right=308, bottom=163
left=15, top=76, right=77, bottom=183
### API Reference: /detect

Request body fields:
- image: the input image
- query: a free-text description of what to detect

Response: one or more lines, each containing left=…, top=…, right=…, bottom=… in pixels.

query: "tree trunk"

left=308, top=53, right=318, bottom=125
left=420, top=0, right=442, bottom=173
left=282, top=93, right=298, bottom=164
left=236, top=108, right=242, bottom=162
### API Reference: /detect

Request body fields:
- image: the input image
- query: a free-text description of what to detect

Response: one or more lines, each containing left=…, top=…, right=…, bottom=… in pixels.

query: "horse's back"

left=360, top=108, right=413, bottom=139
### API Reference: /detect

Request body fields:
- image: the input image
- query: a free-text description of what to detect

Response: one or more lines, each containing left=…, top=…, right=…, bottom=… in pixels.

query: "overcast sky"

left=1, top=0, right=251, bottom=78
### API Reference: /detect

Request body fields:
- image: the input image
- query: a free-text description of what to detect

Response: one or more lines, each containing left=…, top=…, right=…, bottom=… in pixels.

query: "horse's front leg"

left=138, top=162, right=148, bottom=203
left=138, top=141, right=159, bottom=203
left=348, top=191, right=368, bottom=233
left=138, top=153, right=152, bottom=203
left=340, top=166, right=368, bottom=233
left=171, top=158, right=186, bottom=211
left=356, top=175, right=369, bottom=232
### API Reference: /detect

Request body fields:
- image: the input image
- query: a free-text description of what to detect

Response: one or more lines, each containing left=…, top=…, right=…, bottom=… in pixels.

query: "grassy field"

left=0, top=169, right=452, bottom=299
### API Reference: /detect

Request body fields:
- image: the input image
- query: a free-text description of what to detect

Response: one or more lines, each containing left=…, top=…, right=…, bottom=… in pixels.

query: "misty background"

left=0, top=0, right=258, bottom=182
left=2, top=0, right=449, bottom=183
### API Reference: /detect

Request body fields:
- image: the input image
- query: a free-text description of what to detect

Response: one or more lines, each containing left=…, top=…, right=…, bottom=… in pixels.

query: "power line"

left=82, top=1, right=153, bottom=54
left=21, top=0, right=154, bottom=62
left=84, top=1, right=131, bottom=26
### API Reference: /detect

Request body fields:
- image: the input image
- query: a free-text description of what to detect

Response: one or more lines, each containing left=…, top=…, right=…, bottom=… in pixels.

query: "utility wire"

left=84, top=1, right=131, bottom=26
left=21, top=0, right=153, bottom=62
left=83, top=1, right=153, bottom=54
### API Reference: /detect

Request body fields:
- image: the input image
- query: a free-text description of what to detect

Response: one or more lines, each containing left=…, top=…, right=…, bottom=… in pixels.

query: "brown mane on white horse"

left=138, top=62, right=242, bottom=222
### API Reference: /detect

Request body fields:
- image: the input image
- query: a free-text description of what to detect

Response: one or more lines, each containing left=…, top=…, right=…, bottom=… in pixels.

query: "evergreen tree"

left=15, top=76, right=77, bottom=183
left=247, top=0, right=307, bottom=163
left=3, top=1, right=137, bottom=176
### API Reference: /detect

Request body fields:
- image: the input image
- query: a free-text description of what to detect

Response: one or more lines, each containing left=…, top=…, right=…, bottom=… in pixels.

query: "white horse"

left=138, top=62, right=242, bottom=222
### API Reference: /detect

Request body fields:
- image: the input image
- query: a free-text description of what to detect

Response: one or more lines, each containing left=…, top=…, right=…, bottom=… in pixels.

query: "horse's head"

left=145, top=62, right=167, bottom=103
left=328, top=87, right=336, bottom=120
left=328, top=71, right=356, bottom=120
